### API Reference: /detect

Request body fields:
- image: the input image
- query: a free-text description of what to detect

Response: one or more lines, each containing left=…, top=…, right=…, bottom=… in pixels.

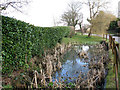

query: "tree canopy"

left=82, top=0, right=109, bottom=36
left=91, top=11, right=116, bottom=34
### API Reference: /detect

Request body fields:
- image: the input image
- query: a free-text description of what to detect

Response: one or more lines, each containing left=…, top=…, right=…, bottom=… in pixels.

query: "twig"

left=34, top=70, right=38, bottom=88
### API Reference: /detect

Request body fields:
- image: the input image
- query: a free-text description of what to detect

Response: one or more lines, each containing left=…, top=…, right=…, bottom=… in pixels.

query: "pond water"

left=52, top=45, right=96, bottom=83
left=52, top=45, right=108, bottom=86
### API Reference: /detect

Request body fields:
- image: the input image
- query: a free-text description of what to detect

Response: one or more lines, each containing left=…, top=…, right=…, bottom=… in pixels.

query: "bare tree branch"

left=0, top=0, right=31, bottom=14
left=83, top=0, right=109, bottom=37
left=84, top=0, right=109, bottom=21
left=61, top=1, right=83, bottom=28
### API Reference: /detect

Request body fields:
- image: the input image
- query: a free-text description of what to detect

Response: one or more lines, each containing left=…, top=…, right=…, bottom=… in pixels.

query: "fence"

left=107, top=34, right=120, bottom=90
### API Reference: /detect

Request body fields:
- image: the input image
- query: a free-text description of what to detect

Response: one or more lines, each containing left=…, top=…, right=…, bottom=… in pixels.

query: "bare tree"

left=0, top=0, right=31, bottom=14
left=83, top=0, right=109, bottom=37
left=61, top=1, right=82, bottom=29
left=78, top=13, right=83, bottom=35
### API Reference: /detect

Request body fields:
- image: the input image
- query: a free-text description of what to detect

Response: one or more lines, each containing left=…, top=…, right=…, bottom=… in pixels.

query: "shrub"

left=2, top=16, right=71, bottom=74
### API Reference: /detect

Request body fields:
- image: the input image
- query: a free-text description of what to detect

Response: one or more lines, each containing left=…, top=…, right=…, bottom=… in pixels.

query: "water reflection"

left=82, top=45, right=89, bottom=52
left=52, top=45, right=90, bottom=83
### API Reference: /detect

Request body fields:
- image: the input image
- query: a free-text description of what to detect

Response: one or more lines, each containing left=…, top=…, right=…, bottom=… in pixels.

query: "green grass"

left=106, top=49, right=120, bottom=89
left=62, top=34, right=103, bottom=45
left=106, top=50, right=115, bottom=88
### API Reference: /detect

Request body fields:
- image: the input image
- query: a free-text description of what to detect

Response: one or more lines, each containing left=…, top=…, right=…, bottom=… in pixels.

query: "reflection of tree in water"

left=62, top=49, right=78, bottom=65
left=87, top=45, right=108, bottom=61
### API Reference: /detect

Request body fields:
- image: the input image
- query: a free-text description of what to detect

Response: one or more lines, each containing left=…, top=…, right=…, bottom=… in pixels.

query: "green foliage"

left=68, top=82, right=75, bottom=88
left=48, top=82, right=54, bottom=87
left=108, top=21, right=118, bottom=30
left=108, top=18, right=120, bottom=34
left=91, top=11, right=116, bottom=34
left=2, top=16, right=71, bottom=74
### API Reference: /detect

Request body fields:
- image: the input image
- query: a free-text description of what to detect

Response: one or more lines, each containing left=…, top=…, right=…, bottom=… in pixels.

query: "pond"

left=52, top=45, right=107, bottom=84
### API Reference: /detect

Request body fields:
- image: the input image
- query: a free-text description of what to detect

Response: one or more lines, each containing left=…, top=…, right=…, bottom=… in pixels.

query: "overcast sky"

left=3, top=0, right=120, bottom=27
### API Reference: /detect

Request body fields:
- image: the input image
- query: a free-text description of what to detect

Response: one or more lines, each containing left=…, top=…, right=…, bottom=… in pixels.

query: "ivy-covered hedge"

left=2, top=16, right=71, bottom=74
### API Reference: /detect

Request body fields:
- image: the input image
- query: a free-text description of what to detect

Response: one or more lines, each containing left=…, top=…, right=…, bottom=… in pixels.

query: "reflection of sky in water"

left=52, top=45, right=108, bottom=86
left=74, top=45, right=89, bottom=53
left=82, top=45, right=89, bottom=52
left=52, top=46, right=89, bottom=83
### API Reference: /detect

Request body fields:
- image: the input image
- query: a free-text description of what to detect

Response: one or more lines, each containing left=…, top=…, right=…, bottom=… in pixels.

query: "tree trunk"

left=88, top=29, right=91, bottom=37
left=79, top=23, right=83, bottom=35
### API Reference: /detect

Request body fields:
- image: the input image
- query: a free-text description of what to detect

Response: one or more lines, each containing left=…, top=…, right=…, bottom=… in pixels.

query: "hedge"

left=2, top=16, right=71, bottom=74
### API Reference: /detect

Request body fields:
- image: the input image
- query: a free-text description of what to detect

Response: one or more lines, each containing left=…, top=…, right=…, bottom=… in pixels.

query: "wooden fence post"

left=109, top=35, right=112, bottom=49
left=115, top=63, right=119, bottom=90
left=112, top=38, right=115, bottom=54
left=118, top=44, right=120, bottom=64
left=103, top=34, right=104, bottom=39
left=113, top=41, right=116, bottom=73
left=116, top=44, right=119, bottom=50
left=114, top=47, right=119, bottom=90
left=113, top=38, right=119, bottom=90
left=108, top=35, right=119, bottom=90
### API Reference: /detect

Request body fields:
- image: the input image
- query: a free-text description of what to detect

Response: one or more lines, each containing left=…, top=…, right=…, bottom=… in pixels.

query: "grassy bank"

left=62, top=34, right=103, bottom=45
left=106, top=46, right=120, bottom=89
left=106, top=49, right=116, bottom=88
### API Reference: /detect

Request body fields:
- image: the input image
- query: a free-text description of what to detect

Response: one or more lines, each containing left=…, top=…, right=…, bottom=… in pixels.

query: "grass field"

left=62, top=34, right=103, bottom=45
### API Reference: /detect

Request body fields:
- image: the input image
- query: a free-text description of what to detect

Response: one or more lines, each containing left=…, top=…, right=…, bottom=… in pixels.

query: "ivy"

left=2, top=16, right=71, bottom=74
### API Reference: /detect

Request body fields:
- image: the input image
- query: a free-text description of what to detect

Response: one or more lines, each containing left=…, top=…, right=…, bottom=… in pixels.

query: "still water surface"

left=52, top=45, right=91, bottom=83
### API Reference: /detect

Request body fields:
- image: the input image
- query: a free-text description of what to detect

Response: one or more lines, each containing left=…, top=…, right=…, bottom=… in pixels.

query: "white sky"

left=3, top=0, right=120, bottom=27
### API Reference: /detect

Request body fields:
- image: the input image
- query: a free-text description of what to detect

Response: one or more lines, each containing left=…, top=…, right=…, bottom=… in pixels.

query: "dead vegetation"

left=2, top=42, right=109, bottom=89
